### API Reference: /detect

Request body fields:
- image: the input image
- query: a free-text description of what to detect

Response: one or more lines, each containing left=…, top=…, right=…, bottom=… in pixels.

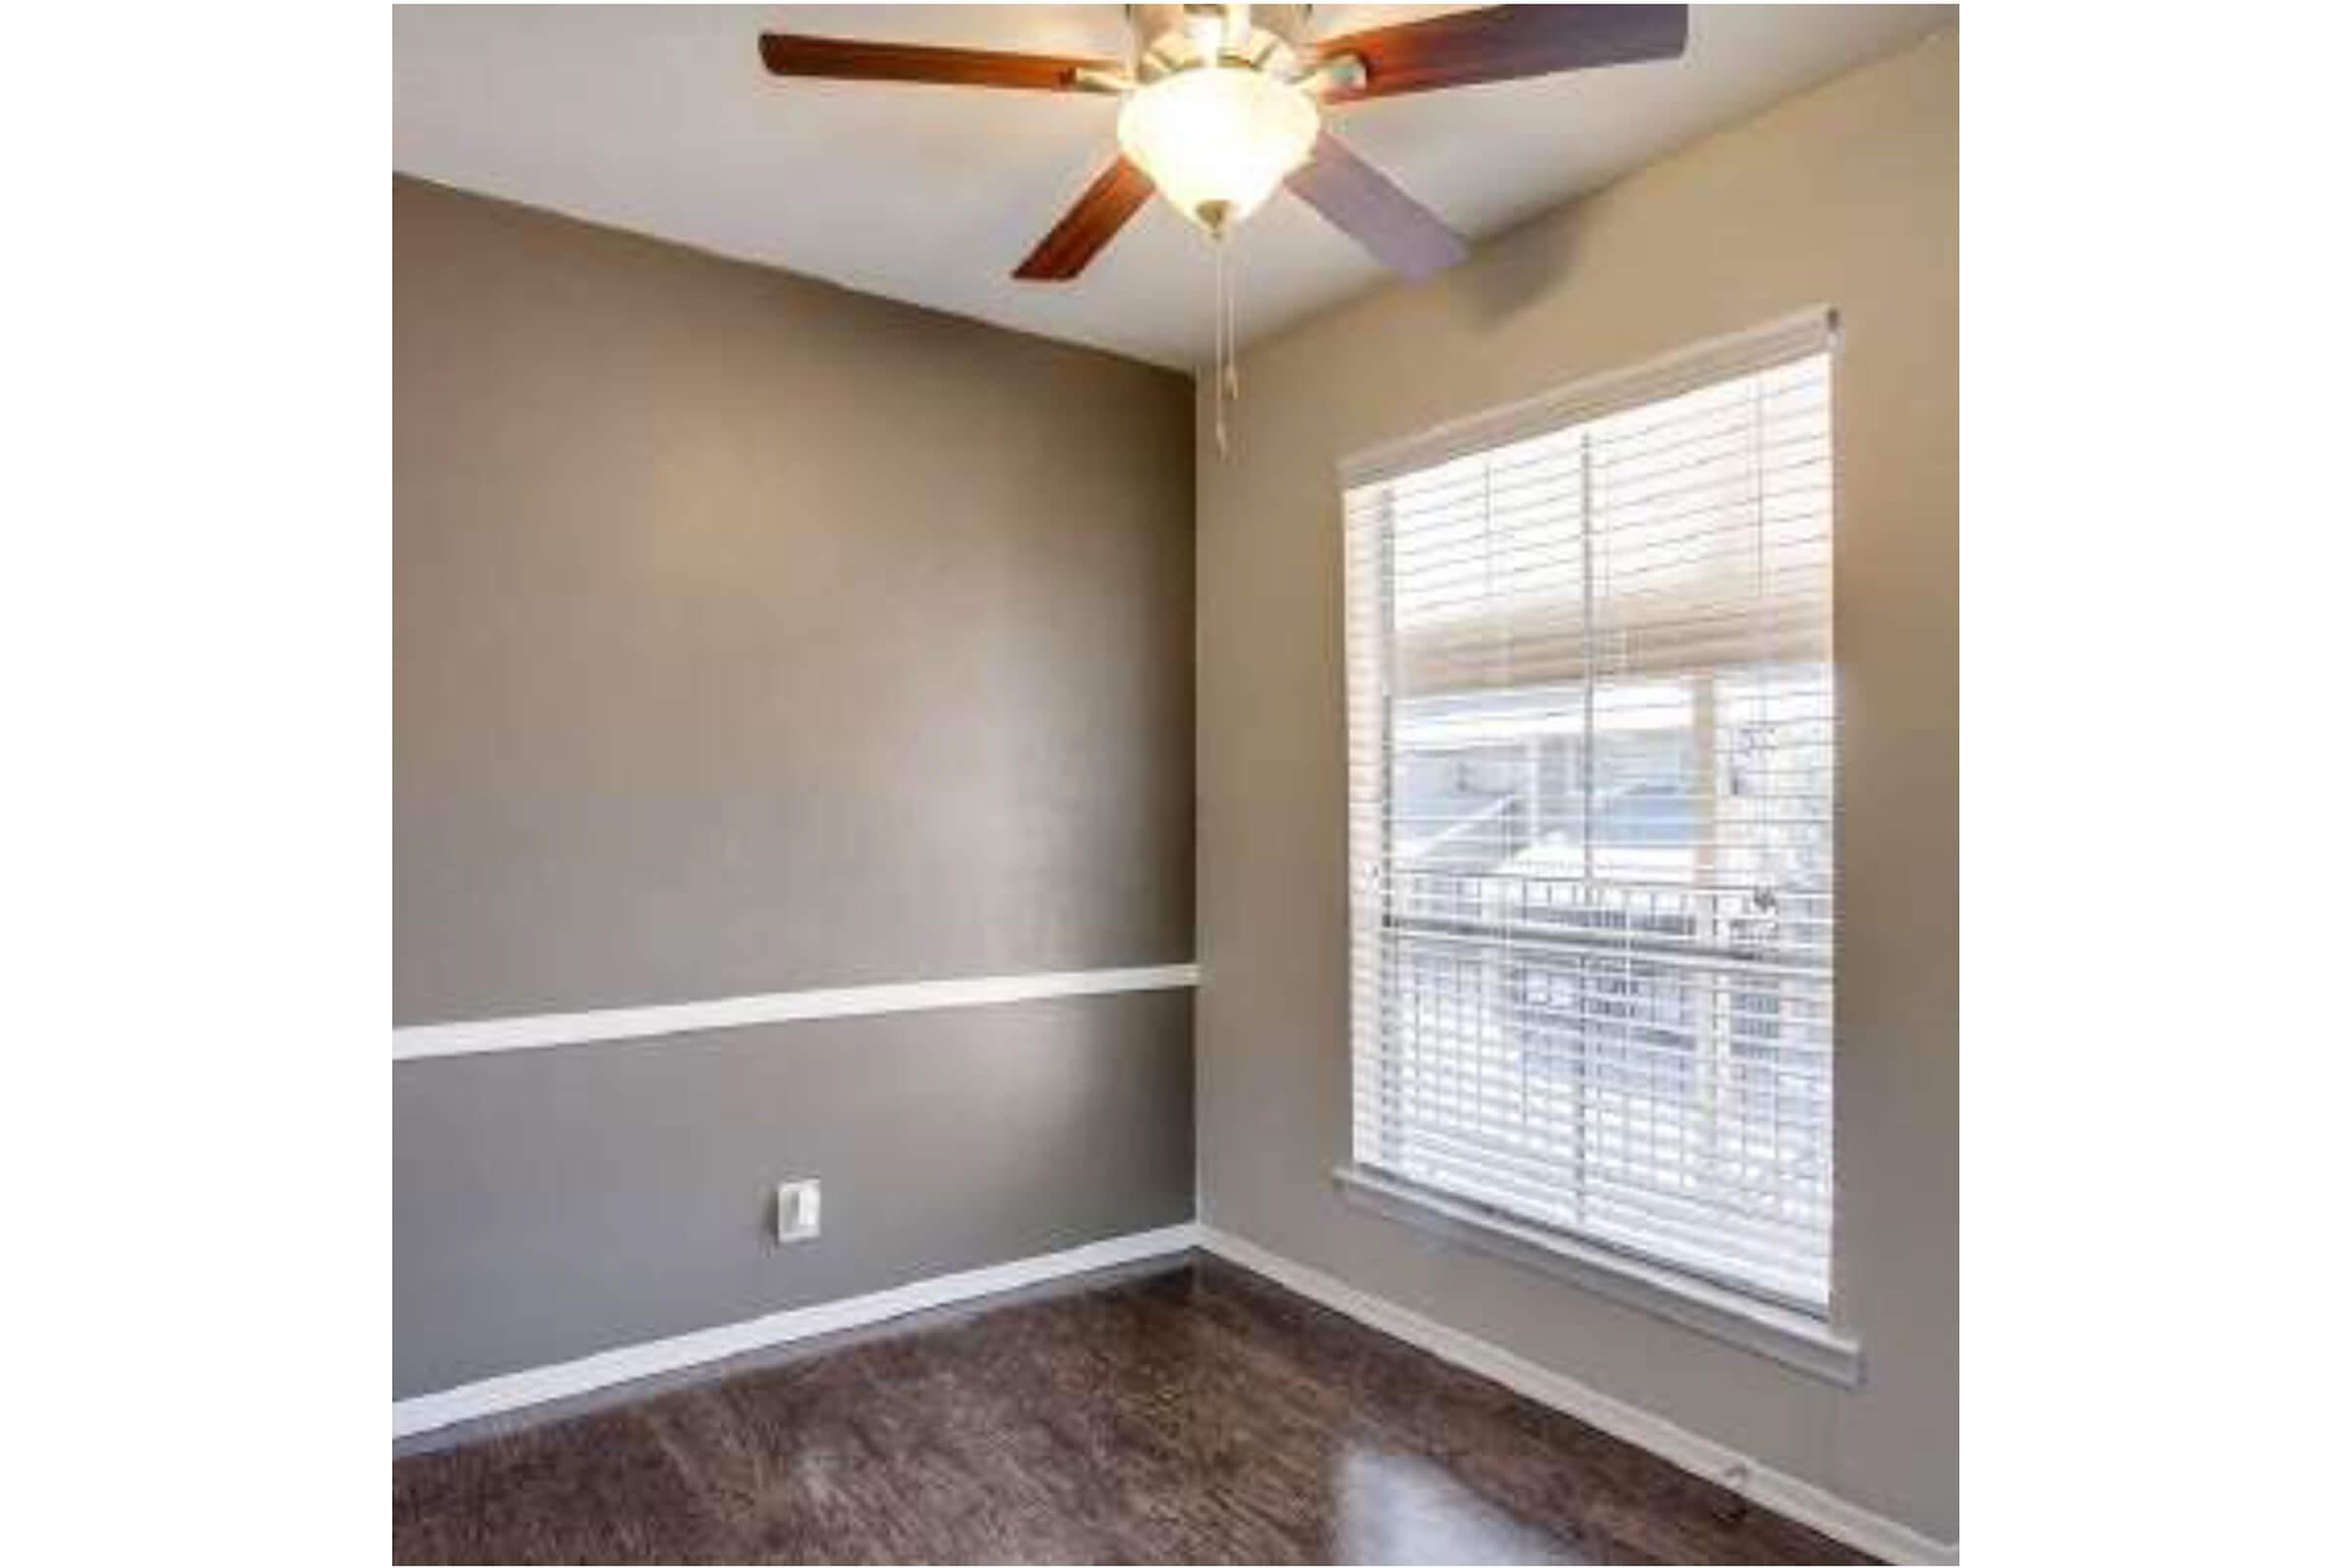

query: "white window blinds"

left=1343, top=312, right=1837, bottom=1311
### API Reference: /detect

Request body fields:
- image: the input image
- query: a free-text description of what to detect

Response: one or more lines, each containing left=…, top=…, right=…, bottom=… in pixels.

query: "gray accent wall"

left=396, top=177, right=1194, bottom=1023
left=395, top=177, right=1195, bottom=1397
left=396, top=992, right=1193, bottom=1398
left=1192, top=32, right=1958, bottom=1546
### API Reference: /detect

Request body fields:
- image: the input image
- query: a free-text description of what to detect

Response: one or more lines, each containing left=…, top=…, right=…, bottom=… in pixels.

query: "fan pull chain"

left=1213, top=236, right=1229, bottom=456
left=1223, top=235, right=1241, bottom=403
left=1212, top=233, right=1243, bottom=457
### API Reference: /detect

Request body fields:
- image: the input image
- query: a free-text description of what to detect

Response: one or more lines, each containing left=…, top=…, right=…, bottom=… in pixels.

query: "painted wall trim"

left=393, top=1222, right=1202, bottom=1439
left=392, top=963, right=1200, bottom=1061
left=1195, top=1225, right=1957, bottom=1565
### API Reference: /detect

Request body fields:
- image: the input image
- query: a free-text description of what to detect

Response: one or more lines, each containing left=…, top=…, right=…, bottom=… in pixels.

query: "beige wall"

left=1194, top=30, right=1957, bottom=1544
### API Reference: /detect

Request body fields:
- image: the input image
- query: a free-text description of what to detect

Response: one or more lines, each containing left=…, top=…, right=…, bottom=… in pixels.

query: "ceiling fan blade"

left=1013, top=160, right=1157, bottom=282
left=1286, top=132, right=1467, bottom=281
left=758, top=33, right=1120, bottom=92
left=1312, top=5, right=1689, bottom=102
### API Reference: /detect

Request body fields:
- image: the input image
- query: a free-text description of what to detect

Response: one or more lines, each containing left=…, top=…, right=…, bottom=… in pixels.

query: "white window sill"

left=1331, top=1163, right=1864, bottom=1388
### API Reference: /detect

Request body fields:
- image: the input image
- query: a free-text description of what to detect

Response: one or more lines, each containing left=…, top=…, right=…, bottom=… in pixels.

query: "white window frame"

left=1335, top=309, right=1860, bottom=1384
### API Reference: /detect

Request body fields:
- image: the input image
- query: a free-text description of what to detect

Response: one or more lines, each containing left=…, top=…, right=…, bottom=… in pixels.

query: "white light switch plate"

left=775, top=1178, right=820, bottom=1244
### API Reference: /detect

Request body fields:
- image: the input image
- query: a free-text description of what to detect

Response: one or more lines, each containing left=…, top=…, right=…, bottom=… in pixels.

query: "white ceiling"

left=394, top=5, right=1953, bottom=368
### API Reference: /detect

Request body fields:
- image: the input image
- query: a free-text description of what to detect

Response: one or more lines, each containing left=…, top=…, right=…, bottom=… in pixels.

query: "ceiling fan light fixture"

left=1115, top=65, right=1318, bottom=235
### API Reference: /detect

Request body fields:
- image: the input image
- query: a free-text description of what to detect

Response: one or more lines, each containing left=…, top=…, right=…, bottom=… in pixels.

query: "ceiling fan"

left=757, top=5, right=1690, bottom=283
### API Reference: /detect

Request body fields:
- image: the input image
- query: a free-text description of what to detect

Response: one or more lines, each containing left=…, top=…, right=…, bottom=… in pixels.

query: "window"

left=1343, top=313, right=1837, bottom=1313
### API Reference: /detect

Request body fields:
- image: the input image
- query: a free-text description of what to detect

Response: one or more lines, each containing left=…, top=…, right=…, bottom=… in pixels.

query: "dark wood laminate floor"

left=394, top=1255, right=1870, bottom=1564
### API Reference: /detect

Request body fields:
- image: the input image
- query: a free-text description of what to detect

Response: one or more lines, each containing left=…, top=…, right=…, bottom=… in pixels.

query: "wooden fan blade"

left=1286, top=133, right=1467, bottom=281
left=1312, top=5, right=1689, bottom=102
left=1013, top=160, right=1157, bottom=282
left=758, top=33, right=1119, bottom=92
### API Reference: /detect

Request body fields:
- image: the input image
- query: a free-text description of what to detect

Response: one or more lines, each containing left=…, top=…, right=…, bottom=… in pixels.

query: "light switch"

left=775, top=1178, right=820, bottom=1244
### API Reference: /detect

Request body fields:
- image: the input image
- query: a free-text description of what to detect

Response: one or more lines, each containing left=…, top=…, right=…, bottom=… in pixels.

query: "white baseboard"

left=393, top=1221, right=1201, bottom=1440
left=1196, top=1224, right=1957, bottom=1565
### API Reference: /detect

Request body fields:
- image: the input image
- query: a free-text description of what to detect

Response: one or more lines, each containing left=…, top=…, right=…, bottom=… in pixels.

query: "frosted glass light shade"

left=1116, top=67, right=1319, bottom=233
